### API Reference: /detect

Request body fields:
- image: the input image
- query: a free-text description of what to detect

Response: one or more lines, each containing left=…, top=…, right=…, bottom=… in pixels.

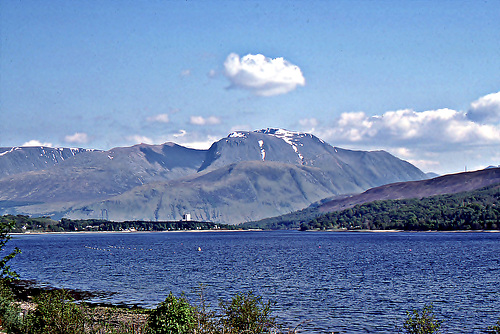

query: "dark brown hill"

left=318, top=167, right=500, bottom=213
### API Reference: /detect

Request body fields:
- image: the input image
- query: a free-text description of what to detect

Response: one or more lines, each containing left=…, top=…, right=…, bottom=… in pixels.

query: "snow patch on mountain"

left=228, top=132, right=247, bottom=139
left=0, top=147, right=21, bottom=157
left=258, top=140, right=266, bottom=161
left=256, top=128, right=307, bottom=163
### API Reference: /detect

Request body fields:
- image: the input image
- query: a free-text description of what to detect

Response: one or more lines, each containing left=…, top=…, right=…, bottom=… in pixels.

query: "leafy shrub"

left=146, top=292, right=196, bottom=334
left=486, top=318, right=500, bottom=334
left=219, top=291, right=276, bottom=334
left=0, top=219, right=21, bottom=281
left=146, top=290, right=281, bottom=334
left=0, top=279, right=23, bottom=333
left=24, top=289, right=86, bottom=334
left=402, top=304, right=442, bottom=334
left=0, top=219, right=24, bottom=333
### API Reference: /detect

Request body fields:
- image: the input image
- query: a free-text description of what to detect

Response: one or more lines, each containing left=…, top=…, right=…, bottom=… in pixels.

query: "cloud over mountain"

left=224, top=53, right=305, bottom=96
left=65, top=132, right=89, bottom=144
left=22, top=140, right=53, bottom=147
left=190, top=115, right=221, bottom=125
left=126, top=135, right=154, bottom=145
left=318, top=106, right=500, bottom=147
left=303, top=91, right=500, bottom=172
left=467, top=91, right=500, bottom=124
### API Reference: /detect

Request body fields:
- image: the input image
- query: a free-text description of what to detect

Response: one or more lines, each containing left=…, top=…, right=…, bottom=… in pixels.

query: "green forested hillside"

left=301, top=184, right=500, bottom=231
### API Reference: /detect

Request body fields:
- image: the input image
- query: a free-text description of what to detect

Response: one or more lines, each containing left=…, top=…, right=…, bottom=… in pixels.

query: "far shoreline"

left=10, top=228, right=262, bottom=235
left=306, top=228, right=500, bottom=233
left=10, top=228, right=500, bottom=235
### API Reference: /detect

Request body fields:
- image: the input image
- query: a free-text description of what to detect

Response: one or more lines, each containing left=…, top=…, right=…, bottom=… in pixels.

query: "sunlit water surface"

left=8, top=231, right=500, bottom=333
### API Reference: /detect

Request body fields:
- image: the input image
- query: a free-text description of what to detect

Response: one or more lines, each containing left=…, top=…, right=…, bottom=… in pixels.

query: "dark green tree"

left=0, top=219, right=21, bottom=281
left=402, top=304, right=442, bottom=334
left=24, top=290, right=86, bottom=334
left=146, top=292, right=197, bottom=334
left=486, top=318, right=500, bottom=334
left=220, top=291, right=276, bottom=334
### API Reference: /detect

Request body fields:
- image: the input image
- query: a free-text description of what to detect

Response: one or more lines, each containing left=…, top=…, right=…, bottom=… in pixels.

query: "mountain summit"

left=0, top=129, right=427, bottom=224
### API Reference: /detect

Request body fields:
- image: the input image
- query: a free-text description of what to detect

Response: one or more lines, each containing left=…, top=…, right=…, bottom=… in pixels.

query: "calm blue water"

left=7, top=231, right=500, bottom=333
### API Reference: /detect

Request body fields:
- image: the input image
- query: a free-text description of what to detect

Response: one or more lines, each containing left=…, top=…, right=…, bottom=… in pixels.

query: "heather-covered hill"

left=318, top=167, right=500, bottom=213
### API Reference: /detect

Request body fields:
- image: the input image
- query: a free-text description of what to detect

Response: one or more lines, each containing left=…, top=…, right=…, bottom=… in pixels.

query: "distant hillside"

left=245, top=167, right=500, bottom=229
left=0, top=128, right=426, bottom=224
left=318, top=167, right=500, bottom=213
left=66, top=161, right=350, bottom=224
left=301, top=182, right=500, bottom=231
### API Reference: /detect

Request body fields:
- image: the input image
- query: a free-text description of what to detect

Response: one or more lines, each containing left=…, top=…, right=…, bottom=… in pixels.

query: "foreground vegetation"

left=0, top=282, right=289, bottom=334
left=1, top=282, right=500, bottom=334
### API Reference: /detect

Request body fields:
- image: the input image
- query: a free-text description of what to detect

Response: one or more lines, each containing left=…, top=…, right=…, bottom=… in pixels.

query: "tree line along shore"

left=1, top=215, right=238, bottom=233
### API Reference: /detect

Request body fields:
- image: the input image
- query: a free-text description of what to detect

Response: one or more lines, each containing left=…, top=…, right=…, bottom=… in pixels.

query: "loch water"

left=8, top=231, right=500, bottom=333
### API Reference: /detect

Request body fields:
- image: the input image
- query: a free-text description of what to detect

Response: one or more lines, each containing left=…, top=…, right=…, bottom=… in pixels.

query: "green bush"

left=146, top=292, right=197, bottom=334
left=219, top=291, right=277, bottom=334
left=24, top=289, right=86, bottom=334
left=0, top=219, right=24, bottom=333
left=145, top=290, right=280, bottom=334
left=0, top=280, right=23, bottom=333
left=0, top=219, right=21, bottom=281
left=486, top=319, right=500, bottom=334
left=402, top=304, right=442, bottom=334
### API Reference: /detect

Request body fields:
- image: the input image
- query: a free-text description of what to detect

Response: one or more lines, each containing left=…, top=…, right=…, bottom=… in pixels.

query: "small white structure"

left=182, top=213, right=191, bottom=221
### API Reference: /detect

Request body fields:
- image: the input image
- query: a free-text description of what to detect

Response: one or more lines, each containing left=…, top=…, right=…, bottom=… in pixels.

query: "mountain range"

left=0, top=128, right=427, bottom=224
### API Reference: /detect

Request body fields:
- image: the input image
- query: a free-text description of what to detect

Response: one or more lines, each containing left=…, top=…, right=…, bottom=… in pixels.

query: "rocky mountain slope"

left=0, top=129, right=427, bottom=224
left=0, top=146, right=94, bottom=179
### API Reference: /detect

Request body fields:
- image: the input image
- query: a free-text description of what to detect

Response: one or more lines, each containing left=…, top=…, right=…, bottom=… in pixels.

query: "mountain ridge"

left=0, top=128, right=427, bottom=223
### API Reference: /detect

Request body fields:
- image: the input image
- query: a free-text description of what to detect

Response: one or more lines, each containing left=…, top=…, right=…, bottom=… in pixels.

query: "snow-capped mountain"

left=0, top=129, right=427, bottom=224
left=0, top=146, right=95, bottom=179
left=200, top=128, right=424, bottom=187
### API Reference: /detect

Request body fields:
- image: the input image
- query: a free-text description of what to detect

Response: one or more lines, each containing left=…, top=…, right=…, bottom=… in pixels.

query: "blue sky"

left=1, top=0, right=499, bottom=174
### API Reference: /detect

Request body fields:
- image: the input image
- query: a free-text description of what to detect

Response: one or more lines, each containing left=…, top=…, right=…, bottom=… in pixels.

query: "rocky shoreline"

left=3, top=280, right=148, bottom=333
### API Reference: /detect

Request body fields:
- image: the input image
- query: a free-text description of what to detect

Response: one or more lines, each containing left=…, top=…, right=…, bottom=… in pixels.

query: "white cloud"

left=173, top=130, right=187, bottom=138
left=127, top=135, right=154, bottom=145
left=298, top=117, right=319, bottom=129
left=208, top=69, right=217, bottom=78
left=299, top=118, right=319, bottom=127
left=178, top=139, right=215, bottom=150
left=467, top=91, right=500, bottom=123
left=181, top=69, right=191, bottom=77
left=407, top=159, right=441, bottom=170
left=229, top=124, right=252, bottom=132
left=223, top=53, right=305, bottom=96
left=64, top=132, right=89, bottom=144
left=22, top=140, right=53, bottom=147
left=165, top=131, right=217, bottom=150
left=319, top=108, right=500, bottom=146
left=190, top=115, right=221, bottom=125
left=391, top=147, right=413, bottom=158
left=146, top=113, right=170, bottom=123
left=308, top=91, right=500, bottom=173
